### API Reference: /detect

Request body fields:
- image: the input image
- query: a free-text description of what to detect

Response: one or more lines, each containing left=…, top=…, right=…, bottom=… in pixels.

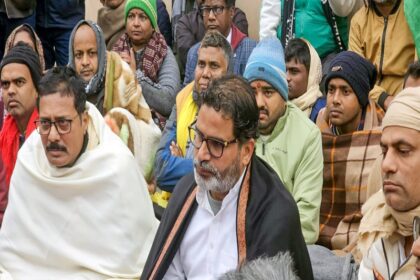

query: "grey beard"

left=193, top=158, right=241, bottom=194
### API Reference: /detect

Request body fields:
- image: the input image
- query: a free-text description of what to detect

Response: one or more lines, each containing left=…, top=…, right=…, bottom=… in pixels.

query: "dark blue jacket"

left=157, top=0, right=172, bottom=48
left=36, top=0, right=85, bottom=29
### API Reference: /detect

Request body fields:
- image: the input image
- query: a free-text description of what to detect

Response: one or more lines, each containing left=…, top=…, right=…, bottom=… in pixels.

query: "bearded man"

left=141, top=75, right=314, bottom=280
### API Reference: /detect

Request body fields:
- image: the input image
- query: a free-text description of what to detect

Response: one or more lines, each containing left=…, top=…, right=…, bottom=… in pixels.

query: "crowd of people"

left=0, top=0, right=419, bottom=279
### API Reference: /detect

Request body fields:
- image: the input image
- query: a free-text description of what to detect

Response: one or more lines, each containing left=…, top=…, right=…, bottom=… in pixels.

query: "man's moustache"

left=259, top=108, right=269, bottom=115
left=46, top=142, right=67, bottom=152
left=193, top=159, right=216, bottom=175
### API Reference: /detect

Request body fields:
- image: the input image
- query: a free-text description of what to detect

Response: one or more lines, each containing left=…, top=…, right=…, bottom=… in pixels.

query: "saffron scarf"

left=176, top=82, right=197, bottom=156
left=0, top=110, right=38, bottom=186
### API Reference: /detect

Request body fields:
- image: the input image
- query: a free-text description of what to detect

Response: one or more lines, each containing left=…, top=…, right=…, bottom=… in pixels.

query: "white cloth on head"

left=382, top=87, right=420, bottom=132
left=290, top=39, right=323, bottom=117
left=0, top=103, right=158, bottom=279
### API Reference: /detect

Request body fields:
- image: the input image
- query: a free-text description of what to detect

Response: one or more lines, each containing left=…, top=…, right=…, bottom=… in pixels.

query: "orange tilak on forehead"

left=256, top=82, right=262, bottom=89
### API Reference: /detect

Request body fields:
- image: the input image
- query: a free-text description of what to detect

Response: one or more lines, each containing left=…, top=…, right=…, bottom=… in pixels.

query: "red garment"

left=231, top=24, right=247, bottom=52
left=0, top=109, right=38, bottom=225
left=0, top=100, right=3, bottom=130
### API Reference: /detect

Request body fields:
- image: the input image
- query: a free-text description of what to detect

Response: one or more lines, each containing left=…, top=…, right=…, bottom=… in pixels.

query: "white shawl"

left=0, top=103, right=158, bottom=279
left=291, top=39, right=323, bottom=117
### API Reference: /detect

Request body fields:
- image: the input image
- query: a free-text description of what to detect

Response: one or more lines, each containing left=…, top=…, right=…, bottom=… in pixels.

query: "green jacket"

left=256, top=102, right=323, bottom=244
left=277, top=0, right=348, bottom=59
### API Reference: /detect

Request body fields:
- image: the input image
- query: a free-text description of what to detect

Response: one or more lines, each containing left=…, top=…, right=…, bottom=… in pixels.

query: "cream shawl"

left=0, top=103, right=158, bottom=279
left=291, top=39, right=323, bottom=116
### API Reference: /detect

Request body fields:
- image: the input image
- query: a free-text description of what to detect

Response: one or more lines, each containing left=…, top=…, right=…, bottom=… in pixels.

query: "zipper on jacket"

left=378, top=16, right=388, bottom=86
left=262, top=143, right=265, bottom=156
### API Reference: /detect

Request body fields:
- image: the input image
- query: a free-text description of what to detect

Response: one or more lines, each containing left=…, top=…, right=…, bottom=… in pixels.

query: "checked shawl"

left=316, top=100, right=384, bottom=250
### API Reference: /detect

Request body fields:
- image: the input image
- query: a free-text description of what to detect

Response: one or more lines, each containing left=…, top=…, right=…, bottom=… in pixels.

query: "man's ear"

left=229, top=6, right=235, bottom=18
left=240, top=138, right=255, bottom=166
left=82, top=111, right=89, bottom=133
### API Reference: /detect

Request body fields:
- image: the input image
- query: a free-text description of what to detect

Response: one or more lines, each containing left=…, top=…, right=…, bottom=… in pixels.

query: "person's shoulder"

left=351, top=5, right=370, bottom=23
left=173, top=172, right=196, bottom=194
left=251, top=157, right=297, bottom=205
left=239, top=37, right=257, bottom=48
left=288, top=102, right=321, bottom=135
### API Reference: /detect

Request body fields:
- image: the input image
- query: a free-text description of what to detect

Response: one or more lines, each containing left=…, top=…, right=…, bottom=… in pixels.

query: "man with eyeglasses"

left=175, top=0, right=248, bottom=74
left=154, top=30, right=232, bottom=193
left=0, top=43, right=42, bottom=226
left=182, top=0, right=256, bottom=86
left=243, top=37, right=323, bottom=245
left=0, top=66, right=158, bottom=278
left=142, top=75, right=314, bottom=280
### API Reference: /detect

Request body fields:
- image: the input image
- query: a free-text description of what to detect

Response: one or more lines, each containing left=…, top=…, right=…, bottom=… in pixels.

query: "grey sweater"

left=136, top=48, right=180, bottom=118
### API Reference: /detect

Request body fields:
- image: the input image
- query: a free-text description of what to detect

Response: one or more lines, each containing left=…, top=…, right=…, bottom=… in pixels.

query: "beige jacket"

left=349, top=1, right=415, bottom=101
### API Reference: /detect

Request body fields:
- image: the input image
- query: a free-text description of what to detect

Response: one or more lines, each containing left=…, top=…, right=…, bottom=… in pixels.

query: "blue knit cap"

left=324, top=51, right=377, bottom=108
left=243, top=37, right=288, bottom=101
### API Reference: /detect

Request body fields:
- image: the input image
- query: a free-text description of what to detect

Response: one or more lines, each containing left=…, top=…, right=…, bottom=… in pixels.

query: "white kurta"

left=163, top=171, right=245, bottom=280
left=0, top=103, right=158, bottom=279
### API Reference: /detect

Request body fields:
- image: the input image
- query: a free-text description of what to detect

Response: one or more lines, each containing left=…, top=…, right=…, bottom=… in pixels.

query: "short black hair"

left=285, top=38, right=310, bottom=73
left=403, top=61, right=420, bottom=88
left=37, top=66, right=86, bottom=115
left=200, top=75, right=259, bottom=142
left=203, top=0, right=235, bottom=6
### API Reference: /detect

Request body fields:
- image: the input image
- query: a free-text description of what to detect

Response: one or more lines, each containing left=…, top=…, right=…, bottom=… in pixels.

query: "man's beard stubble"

left=193, top=155, right=242, bottom=195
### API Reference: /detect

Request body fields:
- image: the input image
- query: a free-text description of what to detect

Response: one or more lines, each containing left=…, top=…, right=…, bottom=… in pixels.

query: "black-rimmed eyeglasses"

left=200, top=5, right=228, bottom=17
left=34, top=114, right=80, bottom=135
left=188, top=122, right=238, bottom=158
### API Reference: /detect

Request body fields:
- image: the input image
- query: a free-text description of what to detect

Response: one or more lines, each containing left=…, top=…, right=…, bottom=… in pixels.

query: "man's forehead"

left=328, top=77, right=351, bottom=88
left=197, top=105, right=233, bottom=135
left=74, top=25, right=97, bottom=46
left=381, top=126, right=420, bottom=146
left=198, top=47, right=226, bottom=60
left=203, top=0, right=226, bottom=5
left=1, top=63, right=31, bottom=80
left=250, top=80, right=274, bottom=89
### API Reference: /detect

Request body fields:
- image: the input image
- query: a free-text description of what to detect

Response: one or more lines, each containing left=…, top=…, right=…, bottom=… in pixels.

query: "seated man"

left=175, top=0, right=248, bottom=72
left=358, top=88, right=420, bottom=279
left=404, top=61, right=420, bottom=88
left=244, top=37, right=323, bottom=244
left=285, top=38, right=325, bottom=122
left=316, top=51, right=384, bottom=250
left=141, top=75, right=313, bottom=280
left=183, top=0, right=256, bottom=85
left=154, top=30, right=231, bottom=192
left=0, top=66, right=158, bottom=278
left=0, top=43, right=42, bottom=224
left=68, top=20, right=152, bottom=123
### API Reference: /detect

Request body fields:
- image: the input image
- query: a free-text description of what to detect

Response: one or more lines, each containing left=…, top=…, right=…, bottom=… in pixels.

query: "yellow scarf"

left=176, top=82, right=197, bottom=156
